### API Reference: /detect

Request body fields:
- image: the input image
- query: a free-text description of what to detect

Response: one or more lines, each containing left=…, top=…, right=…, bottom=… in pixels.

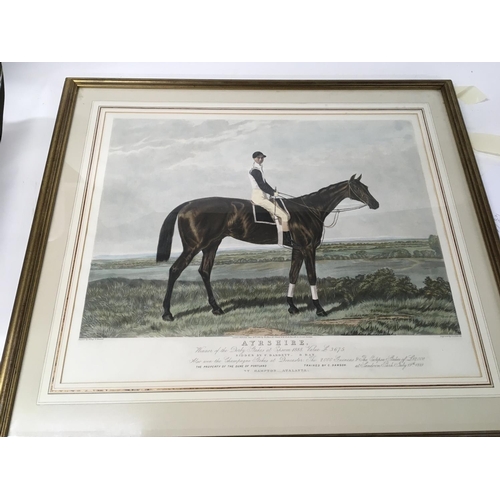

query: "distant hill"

left=91, top=238, right=441, bottom=270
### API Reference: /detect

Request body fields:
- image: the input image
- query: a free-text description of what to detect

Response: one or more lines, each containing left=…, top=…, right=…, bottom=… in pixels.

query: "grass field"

left=80, top=275, right=460, bottom=338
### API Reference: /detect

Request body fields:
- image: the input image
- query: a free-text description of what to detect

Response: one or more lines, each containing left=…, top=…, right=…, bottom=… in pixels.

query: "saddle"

left=251, top=198, right=289, bottom=225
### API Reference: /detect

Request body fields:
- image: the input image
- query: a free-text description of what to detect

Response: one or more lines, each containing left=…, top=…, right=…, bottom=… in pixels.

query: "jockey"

left=249, top=151, right=295, bottom=248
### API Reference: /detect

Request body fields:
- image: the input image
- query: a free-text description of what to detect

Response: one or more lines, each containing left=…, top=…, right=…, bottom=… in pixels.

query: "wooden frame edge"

left=0, top=78, right=80, bottom=436
left=1, top=78, right=498, bottom=436
left=440, top=81, right=500, bottom=292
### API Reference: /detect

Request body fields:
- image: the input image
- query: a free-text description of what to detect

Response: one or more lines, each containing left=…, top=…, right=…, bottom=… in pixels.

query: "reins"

left=276, top=182, right=367, bottom=229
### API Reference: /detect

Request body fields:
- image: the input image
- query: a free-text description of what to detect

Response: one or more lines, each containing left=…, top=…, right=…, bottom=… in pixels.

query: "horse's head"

left=347, top=174, right=379, bottom=209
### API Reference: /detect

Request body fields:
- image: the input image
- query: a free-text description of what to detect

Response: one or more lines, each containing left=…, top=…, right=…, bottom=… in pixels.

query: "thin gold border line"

left=419, top=108, right=492, bottom=384
left=46, top=380, right=493, bottom=395
left=49, top=106, right=107, bottom=392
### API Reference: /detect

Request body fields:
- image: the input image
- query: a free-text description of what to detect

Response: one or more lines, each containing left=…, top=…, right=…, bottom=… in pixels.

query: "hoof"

left=212, top=308, right=225, bottom=316
left=316, top=310, right=327, bottom=317
left=288, top=306, right=300, bottom=315
left=162, top=312, right=174, bottom=321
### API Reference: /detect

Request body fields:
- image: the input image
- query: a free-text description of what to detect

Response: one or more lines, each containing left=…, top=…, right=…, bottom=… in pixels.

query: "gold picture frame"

left=1, top=78, right=500, bottom=436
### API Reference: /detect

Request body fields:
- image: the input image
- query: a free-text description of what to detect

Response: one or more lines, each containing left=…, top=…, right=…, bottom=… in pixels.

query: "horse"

left=156, top=174, right=379, bottom=321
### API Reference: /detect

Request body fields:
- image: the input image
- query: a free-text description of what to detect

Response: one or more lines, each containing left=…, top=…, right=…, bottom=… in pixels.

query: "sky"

left=92, top=114, right=438, bottom=256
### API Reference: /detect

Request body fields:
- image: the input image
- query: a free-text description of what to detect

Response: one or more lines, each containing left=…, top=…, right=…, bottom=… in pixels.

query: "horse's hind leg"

left=162, top=249, right=198, bottom=321
left=199, top=240, right=224, bottom=315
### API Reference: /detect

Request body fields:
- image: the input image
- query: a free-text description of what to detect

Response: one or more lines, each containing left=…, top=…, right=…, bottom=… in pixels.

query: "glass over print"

left=2, top=79, right=500, bottom=435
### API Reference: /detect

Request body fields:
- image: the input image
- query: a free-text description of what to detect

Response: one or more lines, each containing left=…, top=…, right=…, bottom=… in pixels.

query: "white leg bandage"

left=311, top=285, right=318, bottom=300
left=287, top=284, right=295, bottom=297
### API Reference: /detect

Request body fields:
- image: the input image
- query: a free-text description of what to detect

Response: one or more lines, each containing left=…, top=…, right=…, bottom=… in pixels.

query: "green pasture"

left=80, top=271, right=459, bottom=339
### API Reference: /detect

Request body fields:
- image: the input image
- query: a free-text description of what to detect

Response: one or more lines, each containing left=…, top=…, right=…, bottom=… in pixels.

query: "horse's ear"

left=357, top=174, right=362, bottom=181
left=350, top=174, right=356, bottom=182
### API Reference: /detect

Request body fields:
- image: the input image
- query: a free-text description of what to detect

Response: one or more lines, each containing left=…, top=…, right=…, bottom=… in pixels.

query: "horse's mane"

left=291, top=179, right=347, bottom=202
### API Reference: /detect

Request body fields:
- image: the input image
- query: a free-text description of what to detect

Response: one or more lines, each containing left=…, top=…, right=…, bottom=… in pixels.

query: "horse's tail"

left=156, top=202, right=189, bottom=262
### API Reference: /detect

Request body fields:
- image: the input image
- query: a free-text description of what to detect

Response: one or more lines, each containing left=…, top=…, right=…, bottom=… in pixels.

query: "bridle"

left=277, top=180, right=367, bottom=229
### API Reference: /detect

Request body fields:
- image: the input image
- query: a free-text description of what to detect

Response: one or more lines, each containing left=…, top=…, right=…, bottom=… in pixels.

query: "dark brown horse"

left=156, top=174, right=379, bottom=321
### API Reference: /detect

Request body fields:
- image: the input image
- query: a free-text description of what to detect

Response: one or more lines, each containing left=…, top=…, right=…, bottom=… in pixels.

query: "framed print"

left=1, top=78, right=500, bottom=436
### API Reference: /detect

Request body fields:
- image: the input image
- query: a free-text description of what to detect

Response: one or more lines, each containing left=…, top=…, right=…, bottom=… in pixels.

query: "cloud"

left=92, top=116, right=438, bottom=256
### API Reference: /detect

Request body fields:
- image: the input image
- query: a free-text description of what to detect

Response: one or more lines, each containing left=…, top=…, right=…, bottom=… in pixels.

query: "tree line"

left=321, top=268, right=452, bottom=306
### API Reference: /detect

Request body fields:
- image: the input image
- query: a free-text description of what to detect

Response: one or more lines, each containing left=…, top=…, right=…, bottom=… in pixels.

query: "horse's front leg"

left=287, top=248, right=304, bottom=314
left=304, top=248, right=327, bottom=317
left=199, top=240, right=224, bottom=315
